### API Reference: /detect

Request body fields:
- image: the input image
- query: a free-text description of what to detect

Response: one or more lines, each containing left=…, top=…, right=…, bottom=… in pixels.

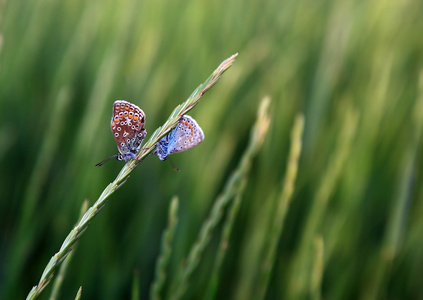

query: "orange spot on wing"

left=114, top=118, right=119, bottom=122
left=134, top=116, right=138, bottom=121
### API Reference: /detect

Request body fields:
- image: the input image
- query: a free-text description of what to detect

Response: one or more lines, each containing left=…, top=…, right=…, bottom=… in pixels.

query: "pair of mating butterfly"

left=96, top=100, right=204, bottom=166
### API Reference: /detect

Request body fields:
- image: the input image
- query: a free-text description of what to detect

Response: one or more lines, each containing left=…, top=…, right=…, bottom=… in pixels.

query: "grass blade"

left=150, top=196, right=179, bottom=300
left=288, top=101, right=359, bottom=299
left=25, top=54, right=237, bottom=300
left=256, top=113, right=305, bottom=299
left=311, top=236, right=324, bottom=300
left=170, top=96, right=271, bottom=300
left=131, top=270, right=140, bottom=300
left=49, top=200, right=89, bottom=300
left=74, top=287, right=82, bottom=300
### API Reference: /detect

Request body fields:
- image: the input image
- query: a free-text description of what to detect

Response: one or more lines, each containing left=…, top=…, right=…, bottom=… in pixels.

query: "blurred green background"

left=1, top=0, right=423, bottom=299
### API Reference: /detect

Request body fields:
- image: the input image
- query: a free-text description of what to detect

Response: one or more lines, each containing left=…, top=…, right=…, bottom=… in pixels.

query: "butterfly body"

left=111, top=100, right=147, bottom=162
left=154, top=115, right=204, bottom=161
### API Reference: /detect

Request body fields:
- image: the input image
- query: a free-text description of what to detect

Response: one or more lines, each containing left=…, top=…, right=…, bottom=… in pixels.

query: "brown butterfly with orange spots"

left=96, top=100, right=147, bottom=166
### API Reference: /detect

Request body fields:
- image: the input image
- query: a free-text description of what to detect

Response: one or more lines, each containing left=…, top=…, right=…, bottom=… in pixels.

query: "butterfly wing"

left=111, top=100, right=147, bottom=161
left=166, top=115, right=204, bottom=156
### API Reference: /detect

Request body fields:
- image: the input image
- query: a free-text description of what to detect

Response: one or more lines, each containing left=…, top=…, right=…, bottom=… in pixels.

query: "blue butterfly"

left=154, top=115, right=204, bottom=161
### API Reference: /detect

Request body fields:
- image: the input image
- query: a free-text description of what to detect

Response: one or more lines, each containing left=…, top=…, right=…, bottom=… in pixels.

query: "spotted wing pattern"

left=154, top=115, right=204, bottom=161
left=111, top=100, right=147, bottom=162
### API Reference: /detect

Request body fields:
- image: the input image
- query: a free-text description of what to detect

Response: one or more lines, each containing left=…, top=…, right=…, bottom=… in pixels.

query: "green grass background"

left=1, top=0, right=423, bottom=299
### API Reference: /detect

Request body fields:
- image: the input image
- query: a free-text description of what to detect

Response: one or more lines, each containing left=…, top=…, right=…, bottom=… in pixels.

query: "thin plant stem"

left=205, top=172, right=247, bottom=300
left=131, top=269, right=140, bottom=300
left=170, top=96, right=271, bottom=300
left=311, top=236, right=324, bottom=300
left=49, top=200, right=89, bottom=300
left=362, top=69, right=423, bottom=300
left=25, top=53, right=238, bottom=300
left=74, top=287, right=82, bottom=300
left=150, top=196, right=179, bottom=300
left=256, top=113, right=305, bottom=299
left=9, top=87, right=72, bottom=294
left=288, top=102, right=359, bottom=299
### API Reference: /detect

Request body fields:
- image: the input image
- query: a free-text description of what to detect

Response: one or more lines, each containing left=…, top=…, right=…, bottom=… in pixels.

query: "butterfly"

left=153, top=115, right=204, bottom=161
left=96, top=100, right=147, bottom=166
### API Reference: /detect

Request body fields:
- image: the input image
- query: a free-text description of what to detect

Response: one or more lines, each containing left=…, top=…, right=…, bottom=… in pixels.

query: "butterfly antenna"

left=168, top=157, right=180, bottom=172
left=95, top=154, right=118, bottom=167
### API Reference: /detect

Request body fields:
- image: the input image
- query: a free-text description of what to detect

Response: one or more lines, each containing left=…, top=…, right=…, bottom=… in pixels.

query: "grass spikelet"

left=150, top=196, right=179, bottom=300
left=25, top=54, right=237, bottom=300
left=257, top=113, right=305, bottom=299
left=170, top=96, right=271, bottom=300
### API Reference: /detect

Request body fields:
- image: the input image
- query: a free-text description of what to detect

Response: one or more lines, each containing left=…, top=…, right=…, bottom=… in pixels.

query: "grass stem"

left=170, top=96, right=271, bottom=300
left=25, top=54, right=238, bottom=300
left=150, top=196, right=179, bottom=300
left=256, top=113, right=304, bottom=299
